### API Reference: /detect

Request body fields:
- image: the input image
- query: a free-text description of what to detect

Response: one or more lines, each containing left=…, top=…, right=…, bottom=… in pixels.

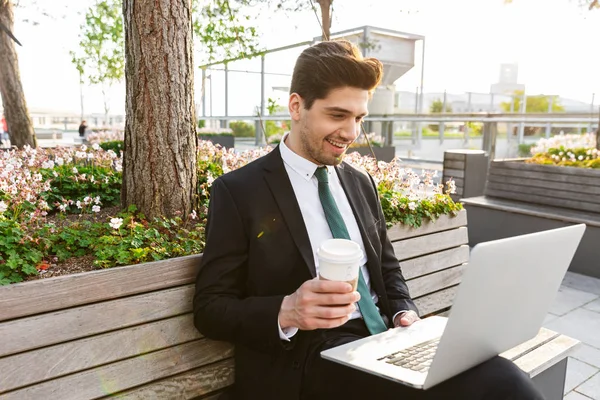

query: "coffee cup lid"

left=317, top=239, right=363, bottom=263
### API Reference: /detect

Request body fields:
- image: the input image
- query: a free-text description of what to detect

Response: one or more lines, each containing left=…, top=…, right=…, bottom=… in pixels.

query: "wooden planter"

left=486, top=160, right=600, bottom=214
left=388, top=209, right=468, bottom=316
left=347, top=146, right=396, bottom=162
left=198, top=135, right=235, bottom=149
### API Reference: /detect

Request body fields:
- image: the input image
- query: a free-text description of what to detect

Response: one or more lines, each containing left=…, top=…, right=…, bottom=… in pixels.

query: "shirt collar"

left=280, top=132, right=334, bottom=181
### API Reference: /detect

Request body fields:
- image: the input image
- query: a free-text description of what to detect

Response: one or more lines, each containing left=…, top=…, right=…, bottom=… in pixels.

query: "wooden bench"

left=0, top=210, right=578, bottom=399
left=462, top=159, right=600, bottom=278
left=36, top=132, right=63, bottom=140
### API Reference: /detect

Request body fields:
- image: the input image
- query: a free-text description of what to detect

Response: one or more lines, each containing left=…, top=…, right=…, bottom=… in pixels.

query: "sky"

left=9, top=0, right=600, bottom=117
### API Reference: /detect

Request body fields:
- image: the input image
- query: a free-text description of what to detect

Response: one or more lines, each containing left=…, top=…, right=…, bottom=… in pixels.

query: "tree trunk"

left=317, top=0, right=332, bottom=41
left=122, top=0, right=197, bottom=219
left=0, top=0, right=35, bottom=148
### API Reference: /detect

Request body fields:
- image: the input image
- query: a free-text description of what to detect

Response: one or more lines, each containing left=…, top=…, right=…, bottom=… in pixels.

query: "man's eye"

left=332, top=114, right=345, bottom=119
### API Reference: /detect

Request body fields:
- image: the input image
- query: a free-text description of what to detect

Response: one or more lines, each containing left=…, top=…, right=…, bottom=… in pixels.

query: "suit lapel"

left=263, top=147, right=317, bottom=278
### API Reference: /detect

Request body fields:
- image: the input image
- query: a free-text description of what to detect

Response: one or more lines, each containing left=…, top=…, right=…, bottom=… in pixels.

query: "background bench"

left=0, top=210, right=578, bottom=399
left=462, top=159, right=600, bottom=279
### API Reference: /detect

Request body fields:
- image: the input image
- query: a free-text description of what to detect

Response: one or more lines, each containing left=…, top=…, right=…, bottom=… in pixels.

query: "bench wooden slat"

left=485, top=188, right=600, bottom=213
left=401, top=246, right=470, bottom=280
left=500, top=328, right=559, bottom=362
left=488, top=173, right=600, bottom=195
left=0, top=255, right=201, bottom=322
left=0, top=314, right=201, bottom=393
left=489, top=165, right=600, bottom=187
left=106, top=358, right=234, bottom=399
left=487, top=181, right=600, bottom=205
left=491, top=160, right=600, bottom=178
left=388, top=210, right=467, bottom=241
left=407, top=265, right=465, bottom=298
left=414, top=286, right=458, bottom=316
left=444, top=152, right=466, bottom=161
left=0, top=285, right=194, bottom=358
left=1, top=339, right=233, bottom=400
left=512, top=335, right=580, bottom=378
left=393, top=227, right=469, bottom=261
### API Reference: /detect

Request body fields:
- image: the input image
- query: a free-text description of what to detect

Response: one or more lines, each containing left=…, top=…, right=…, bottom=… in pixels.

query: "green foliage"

left=99, top=140, right=123, bottom=153
left=193, top=0, right=262, bottom=63
left=430, top=98, right=452, bottom=113
left=198, top=119, right=206, bottom=129
left=229, top=121, right=255, bottom=137
left=39, top=165, right=122, bottom=213
left=465, top=122, right=483, bottom=136
left=0, top=219, right=43, bottom=284
left=70, top=0, right=124, bottom=100
left=501, top=90, right=565, bottom=113
left=518, top=143, right=535, bottom=157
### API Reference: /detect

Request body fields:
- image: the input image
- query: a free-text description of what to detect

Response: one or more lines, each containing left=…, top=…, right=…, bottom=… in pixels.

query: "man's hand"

left=279, top=278, right=361, bottom=331
left=393, top=310, right=420, bottom=327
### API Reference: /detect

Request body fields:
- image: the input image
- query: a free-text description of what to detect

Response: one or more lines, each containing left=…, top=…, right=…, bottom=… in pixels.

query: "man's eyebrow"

left=324, top=107, right=368, bottom=118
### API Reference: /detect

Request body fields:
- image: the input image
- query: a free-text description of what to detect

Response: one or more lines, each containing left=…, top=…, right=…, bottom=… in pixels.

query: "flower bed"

left=0, top=141, right=460, bottom=284
left=526, top=133, right=600, bottom=168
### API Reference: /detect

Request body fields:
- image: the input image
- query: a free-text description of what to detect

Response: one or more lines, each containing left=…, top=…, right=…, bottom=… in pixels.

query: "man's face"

left=292, top=87, right=369, bottom=166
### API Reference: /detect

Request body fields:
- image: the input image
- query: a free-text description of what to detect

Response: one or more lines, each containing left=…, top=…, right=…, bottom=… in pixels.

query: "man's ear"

left=289, top=93, right=303, bottom=122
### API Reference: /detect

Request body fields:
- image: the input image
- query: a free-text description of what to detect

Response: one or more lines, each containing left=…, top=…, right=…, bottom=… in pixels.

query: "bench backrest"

left=0, top=211, right=468, bottom=398
left=485, top=160, right=600, bottom=214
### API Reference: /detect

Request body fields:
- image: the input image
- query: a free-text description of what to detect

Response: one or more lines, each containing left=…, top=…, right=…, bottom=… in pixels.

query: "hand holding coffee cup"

left=317, top=238, right=363, bottom=291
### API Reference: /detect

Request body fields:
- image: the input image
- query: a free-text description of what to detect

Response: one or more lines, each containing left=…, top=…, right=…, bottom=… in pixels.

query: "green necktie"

left=314, top=167, right=388, bottom=335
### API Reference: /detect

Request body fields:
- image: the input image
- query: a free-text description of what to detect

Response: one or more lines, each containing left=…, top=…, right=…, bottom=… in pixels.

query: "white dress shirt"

left=277, top=133, right=381, bottom=340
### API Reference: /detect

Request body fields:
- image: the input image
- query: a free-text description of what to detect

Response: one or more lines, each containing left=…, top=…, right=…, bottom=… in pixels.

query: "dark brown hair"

left=289, top=40, right=383, bottom=109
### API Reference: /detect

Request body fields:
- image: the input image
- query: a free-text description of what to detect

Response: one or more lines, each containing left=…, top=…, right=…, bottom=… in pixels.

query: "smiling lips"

left=326, top=138, right=349, bottom=150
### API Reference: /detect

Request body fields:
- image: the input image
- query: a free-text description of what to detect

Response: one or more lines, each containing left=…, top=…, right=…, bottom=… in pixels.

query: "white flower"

left=0, top=201, right=7, bottom=213
left=109, top=217, right=123, bottom=230
left=56, top=157, right=64, bottom=166
left=52, top=171, right=58, bottom=177
left=58, top=204, right=68, bottom=212
left=578, top=155, right=584, bottom=161
left=76, top=201, right=82, bottom=209
left=72, top=167, right=78, bottom=174
left=87, top=153, right=94, bottom=160
left=34, top=173, right=43, bottom=182
left=80, top=144, right=87, bottom=151
left=90, top=175, right=95, bottom=183
left=92, top=205, right=101, bottom=213
left=408, top=202, right=417, bottom=211
left=92, top=143, right=100, bottom=151
left=41, top=160, right=55, bottom=169
left=84, top=196, right=92, bottom=204
left=190, top=210, right=197, bottom=220
left=94, top=196, right=101, bottom=204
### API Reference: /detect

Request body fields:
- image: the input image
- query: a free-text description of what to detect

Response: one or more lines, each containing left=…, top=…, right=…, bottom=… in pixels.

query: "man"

left=193, top=40, right=544, bottom=400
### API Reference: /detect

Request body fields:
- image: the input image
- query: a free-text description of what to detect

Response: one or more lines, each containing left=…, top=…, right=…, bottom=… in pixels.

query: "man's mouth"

left=326, top=138, right=348, bottom=149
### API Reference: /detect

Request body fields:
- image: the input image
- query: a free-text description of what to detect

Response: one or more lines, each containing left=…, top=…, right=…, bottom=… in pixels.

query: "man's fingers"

left=309, top=278, right=354, bottom=293
left=399, top=311, right=420, bottom=327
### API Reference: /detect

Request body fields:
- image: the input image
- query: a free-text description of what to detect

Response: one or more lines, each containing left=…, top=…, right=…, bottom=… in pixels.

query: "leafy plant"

left=229, top=121, right=255, bottom=137
left=99, top=140, right=123, bottom=153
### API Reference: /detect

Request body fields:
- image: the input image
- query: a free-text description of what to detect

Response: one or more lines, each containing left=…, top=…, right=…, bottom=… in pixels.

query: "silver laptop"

left=321, top=224, right=586, bottom=390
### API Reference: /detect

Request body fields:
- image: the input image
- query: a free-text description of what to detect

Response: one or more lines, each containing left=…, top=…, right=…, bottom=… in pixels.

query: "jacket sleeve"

left=193, top=178, right=288, bottom=354
left=368, top=173, right=419, bottom=316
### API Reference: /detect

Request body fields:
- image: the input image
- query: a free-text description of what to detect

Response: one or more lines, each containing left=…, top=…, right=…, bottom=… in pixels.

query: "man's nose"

left=340, top=120, right=360, bottom=141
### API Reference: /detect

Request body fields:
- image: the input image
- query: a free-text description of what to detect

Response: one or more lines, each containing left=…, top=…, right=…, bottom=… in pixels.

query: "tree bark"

left=317, top=0, right=331, bottom=41
left=122, top=0, right=197, bottom=219
left=0, top=0, right=36, bottom=148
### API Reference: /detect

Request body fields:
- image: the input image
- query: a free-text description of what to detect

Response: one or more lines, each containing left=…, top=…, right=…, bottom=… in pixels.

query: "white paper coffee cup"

left=317, top=239, right=363, bottom=291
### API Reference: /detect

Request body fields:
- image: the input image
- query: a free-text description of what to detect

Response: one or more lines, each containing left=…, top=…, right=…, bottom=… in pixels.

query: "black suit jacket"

left=193, top=146, right=417, bottom=399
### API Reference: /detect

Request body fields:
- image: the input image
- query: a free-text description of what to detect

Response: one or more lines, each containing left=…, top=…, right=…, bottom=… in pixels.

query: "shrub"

left=230, top=121, right=255, bottom=137
left=99, top=140, right=123, bottom=153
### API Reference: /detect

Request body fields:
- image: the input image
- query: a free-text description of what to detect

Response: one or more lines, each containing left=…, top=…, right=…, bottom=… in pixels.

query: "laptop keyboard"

left=377, top=338, right=440, bottom=373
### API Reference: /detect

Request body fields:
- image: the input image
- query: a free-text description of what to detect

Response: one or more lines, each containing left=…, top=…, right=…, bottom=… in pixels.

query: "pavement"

left=546, top=272, right=600, bottom=399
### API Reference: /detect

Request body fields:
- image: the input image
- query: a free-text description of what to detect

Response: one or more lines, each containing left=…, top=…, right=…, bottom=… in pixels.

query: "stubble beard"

left=299, top=120, right=344, bottom=166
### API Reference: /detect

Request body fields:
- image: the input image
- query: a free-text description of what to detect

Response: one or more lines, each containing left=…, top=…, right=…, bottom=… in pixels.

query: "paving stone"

left=548, top=286, right=598, bottom=316
left=563, top=272, right=600, bottom=296
left=564, top=358, right=599, bottom=394
left=572, top=344, right=600, bottom=369
left=546, top=309, right=600, bottom=349
left=583, top=299, right=600, bottom=313
left=576, top=372, right=600, bottom=400
left=565, top=390, right=595, bottom=400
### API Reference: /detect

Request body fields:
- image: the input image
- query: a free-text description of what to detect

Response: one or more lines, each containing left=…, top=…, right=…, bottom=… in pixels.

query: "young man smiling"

left=193, top=40, right=545, bottom=400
